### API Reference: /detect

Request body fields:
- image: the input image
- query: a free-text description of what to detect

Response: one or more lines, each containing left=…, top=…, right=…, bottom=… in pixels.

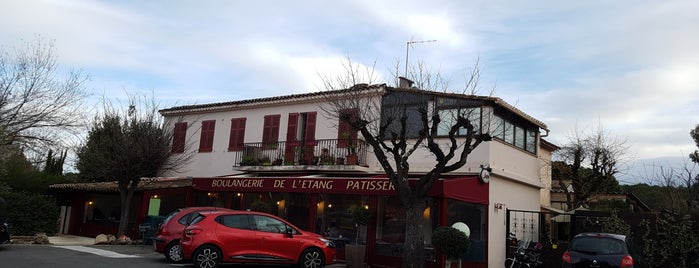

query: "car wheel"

left=298, top=248, right=324, bottom=268
left=193, top=245, right=222, bottom=268
left=164, top=242, right=183, bottom=263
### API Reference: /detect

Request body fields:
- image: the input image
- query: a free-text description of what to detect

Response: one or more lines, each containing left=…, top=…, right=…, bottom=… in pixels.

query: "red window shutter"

left=337, top=109, right=359, bottom=148
left=228, top=118, right=246, bottom=151
left=172, top=122, right=187, bottom=153
left=304, top=112, right=317, bottom=145
left=262, top=115, right=281, bottom=144
left=286, top=113, right=299, bottom=143
left=199, top=120, right=216, bottom=152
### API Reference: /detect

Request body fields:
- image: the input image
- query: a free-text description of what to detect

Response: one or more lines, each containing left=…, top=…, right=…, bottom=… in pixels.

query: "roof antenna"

left=405, top=38, right=437, bottom=77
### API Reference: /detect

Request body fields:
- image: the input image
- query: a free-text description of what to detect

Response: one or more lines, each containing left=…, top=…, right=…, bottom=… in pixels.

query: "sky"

left=1, top=0, right=697, bottom=184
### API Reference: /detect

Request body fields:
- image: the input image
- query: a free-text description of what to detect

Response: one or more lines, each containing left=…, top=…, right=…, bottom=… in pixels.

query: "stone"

left=107, top=234, right=116, bottom=244
left=95, top=234, right=109, bottom=244
left=33, top=233, right=49, bottom=244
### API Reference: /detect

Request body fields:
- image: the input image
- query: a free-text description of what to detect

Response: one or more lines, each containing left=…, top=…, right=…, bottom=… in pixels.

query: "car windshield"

left=571, top=236, right=627, bottom=255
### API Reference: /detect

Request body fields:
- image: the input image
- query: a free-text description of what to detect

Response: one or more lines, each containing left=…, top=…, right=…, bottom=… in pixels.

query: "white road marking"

left=52, top=245, right=140, bottom=258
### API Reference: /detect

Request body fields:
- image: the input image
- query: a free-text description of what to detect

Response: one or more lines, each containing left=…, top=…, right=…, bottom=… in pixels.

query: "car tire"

left=164, top=242, right=183, bottom=263
left=193, top=245, right=222, bottom=268
left=298, top=248, right=324, bottom=268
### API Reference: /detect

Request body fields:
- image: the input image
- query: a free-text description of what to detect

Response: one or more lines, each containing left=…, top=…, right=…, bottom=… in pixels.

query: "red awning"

left=192, top=176, right=488, bottom=204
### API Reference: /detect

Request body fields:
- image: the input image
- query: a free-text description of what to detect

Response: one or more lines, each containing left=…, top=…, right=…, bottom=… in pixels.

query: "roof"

left=158, top=83, right=548, bottom=131
left=49, top=177, right=192, bottom=193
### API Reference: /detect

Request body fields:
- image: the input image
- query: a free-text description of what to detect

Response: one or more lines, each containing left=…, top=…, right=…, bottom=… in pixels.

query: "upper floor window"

left=172, top=122, right=187, bottom=153
left=436, top=107, right=481, bottom=136
left=228, top=118, right=246, bottom=151
left=262, top=114, right=281, bottom=145
left=199, top=120, right=216, bottom=152
left=490, top=114, right=537, bottom=154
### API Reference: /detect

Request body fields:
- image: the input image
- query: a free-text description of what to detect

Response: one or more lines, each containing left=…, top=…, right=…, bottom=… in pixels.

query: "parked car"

left=0, top=197, right=9, bottom=245
left=562, top=232, right=636, bottom=268
left=181, top=210, right=336, bottom=268
left=153, top=207, right=233, bottom=262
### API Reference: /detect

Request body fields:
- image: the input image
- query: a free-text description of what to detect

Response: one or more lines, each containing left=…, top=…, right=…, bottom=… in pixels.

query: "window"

left=199, top=120, right=216, bottom=152
left=262, top=115, right=281, bottom=145
left=515, top=126, right=525, bottom=148
left=437, top=107, right=481, bottom=136
left=172, top=122, right=187, bottom=153
left=228, top=118, right=246, bottom=151
left=219, top=215, right=252, bottom=230
left=526, top=130, right=537, bottom=153
left=490, top=114, right=538, bottom=154
left=253, top=215, right=287, bottom=233
left=337, top=109, right=358, bottom=148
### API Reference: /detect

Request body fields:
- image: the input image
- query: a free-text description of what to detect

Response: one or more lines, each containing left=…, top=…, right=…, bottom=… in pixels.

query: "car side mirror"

left=284, top=226, right=293, bottom=237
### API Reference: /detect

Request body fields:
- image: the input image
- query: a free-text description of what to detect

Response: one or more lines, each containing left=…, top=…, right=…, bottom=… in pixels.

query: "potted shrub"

left=345, top=205, right=370, bottom=268
left=343, top=132, right=358, bottom=165
left=432, top=226, right=470, bottom=268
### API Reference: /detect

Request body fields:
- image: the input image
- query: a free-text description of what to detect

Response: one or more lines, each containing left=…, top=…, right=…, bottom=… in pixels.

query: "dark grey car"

left=562, top=233, right=636, bottom=268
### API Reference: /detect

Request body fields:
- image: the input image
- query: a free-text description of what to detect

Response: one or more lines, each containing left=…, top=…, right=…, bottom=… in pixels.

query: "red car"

left=153, top=207, right=233, bottom=262
left=181, top=210, right=336, bottom=268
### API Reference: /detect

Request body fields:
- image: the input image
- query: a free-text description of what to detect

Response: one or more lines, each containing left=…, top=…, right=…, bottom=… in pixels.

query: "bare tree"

left=554, top=124, right=627, bottom=210
left=318, top=57, right=492, bottom=268
left=76, top=92, right=196, bottom=235
left=0, top=38, right=88, bottom=154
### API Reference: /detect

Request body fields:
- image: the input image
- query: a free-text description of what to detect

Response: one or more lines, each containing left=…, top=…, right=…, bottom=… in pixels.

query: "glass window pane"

left=504, top=121, right=514, bottom=144
left=515, top=126, right=525, bottom=148
left=526, top=130, right=537, bottom=153
left=437, top=109, right=456, bottom=136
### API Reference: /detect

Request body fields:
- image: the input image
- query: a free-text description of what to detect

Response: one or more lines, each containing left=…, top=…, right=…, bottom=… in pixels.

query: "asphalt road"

left=0, top=244, right=171, bottom=268
left=0, top=244, right=345, bottom=268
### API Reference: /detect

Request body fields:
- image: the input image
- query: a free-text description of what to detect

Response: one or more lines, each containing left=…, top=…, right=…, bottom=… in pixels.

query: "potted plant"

left=343, top=132, right=358, bottom=165
left=431, top=226, right=470, bottom=268
left=345, top=205, right=370, bottom=268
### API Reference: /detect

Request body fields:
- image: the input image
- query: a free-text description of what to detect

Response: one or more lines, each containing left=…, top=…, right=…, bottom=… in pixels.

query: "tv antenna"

left=405, top=39, right=437, bottom=77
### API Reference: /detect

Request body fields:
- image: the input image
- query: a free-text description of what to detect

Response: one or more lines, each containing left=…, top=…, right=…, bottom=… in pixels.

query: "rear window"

left=571, top=236, right=628, bottom=255
left=189, top=213, right=207, bottom=225
left=162, top=209, right=183, bottom=225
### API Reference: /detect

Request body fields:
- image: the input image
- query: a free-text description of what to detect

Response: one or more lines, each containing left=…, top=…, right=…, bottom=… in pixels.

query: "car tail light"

left=561, top=251, right=571, bottom=264
left=621, top=255, right=634, bottom=268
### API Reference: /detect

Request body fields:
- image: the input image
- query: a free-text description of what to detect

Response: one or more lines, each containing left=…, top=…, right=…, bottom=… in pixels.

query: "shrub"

left=431, top=226, right=470, bottom=260
left=2, top=191, right=59, bottom=236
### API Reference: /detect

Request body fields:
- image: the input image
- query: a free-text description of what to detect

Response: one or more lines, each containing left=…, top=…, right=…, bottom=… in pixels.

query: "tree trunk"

left=117, top=182, right=138, bottom=236
left=402, top=197, right=427, bottom=268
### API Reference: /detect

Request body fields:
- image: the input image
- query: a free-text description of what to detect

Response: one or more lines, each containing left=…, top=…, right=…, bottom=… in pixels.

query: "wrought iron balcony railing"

left=234, top=139, right=368, bottom=167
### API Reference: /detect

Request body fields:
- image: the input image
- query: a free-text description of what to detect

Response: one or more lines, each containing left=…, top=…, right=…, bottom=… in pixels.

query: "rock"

left=107, top=234, right=116, bottom=244
left=115, top=235, right=131, bottom=245
left=95, top=234, right=109, bottom=244
left=33, top=233, right=49, bottom=244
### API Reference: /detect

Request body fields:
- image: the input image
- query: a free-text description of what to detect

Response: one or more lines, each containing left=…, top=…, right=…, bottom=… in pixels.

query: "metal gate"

left=506, top=209, right=570, bottom=267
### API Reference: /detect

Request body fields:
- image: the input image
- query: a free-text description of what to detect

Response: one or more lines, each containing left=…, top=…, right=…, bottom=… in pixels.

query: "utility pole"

left=405, top=39, right=437, bottom=77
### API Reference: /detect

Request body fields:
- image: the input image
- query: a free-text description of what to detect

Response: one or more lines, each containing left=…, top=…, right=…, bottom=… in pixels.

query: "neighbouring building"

left=52, top=79, right=551, bottom=268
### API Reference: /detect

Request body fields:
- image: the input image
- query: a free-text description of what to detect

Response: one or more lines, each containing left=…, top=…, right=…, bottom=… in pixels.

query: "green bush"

left=432, top=226, right=470, bottom=260
left=2, top=191, right=59, bottom=236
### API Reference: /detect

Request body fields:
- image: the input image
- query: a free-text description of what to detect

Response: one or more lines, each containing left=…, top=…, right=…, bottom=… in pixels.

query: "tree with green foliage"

left=76, top=94, right=194, bottom=236
left=43, top=149, right=67, bottom=175
left=553, top=125, right=626, bottom=210
left=640, top=211, right=698, bottom=267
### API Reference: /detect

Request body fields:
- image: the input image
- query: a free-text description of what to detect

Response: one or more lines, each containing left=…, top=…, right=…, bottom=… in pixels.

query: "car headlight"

left=319, top=237, right=335, bottom=248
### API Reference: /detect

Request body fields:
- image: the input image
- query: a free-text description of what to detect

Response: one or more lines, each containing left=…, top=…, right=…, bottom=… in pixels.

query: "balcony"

left=233, top=139, right=369, bottom=170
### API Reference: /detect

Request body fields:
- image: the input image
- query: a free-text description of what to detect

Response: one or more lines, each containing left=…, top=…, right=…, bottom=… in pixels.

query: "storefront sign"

left=193, top=177, right=397, bottom=195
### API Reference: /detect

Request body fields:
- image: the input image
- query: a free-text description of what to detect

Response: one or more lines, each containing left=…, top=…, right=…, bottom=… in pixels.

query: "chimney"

left=398, top=77, right=414, bottom=88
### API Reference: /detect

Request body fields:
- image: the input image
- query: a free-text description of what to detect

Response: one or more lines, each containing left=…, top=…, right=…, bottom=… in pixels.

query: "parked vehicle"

left=505, top=235, right=543, bottom=268
left=153, top=207, right=233, bottom=263
left=181, top=210, right=336, bottom=268
left=561, top=232, right=635, bottom=268
left=0, top=197, right=9, bottom=245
